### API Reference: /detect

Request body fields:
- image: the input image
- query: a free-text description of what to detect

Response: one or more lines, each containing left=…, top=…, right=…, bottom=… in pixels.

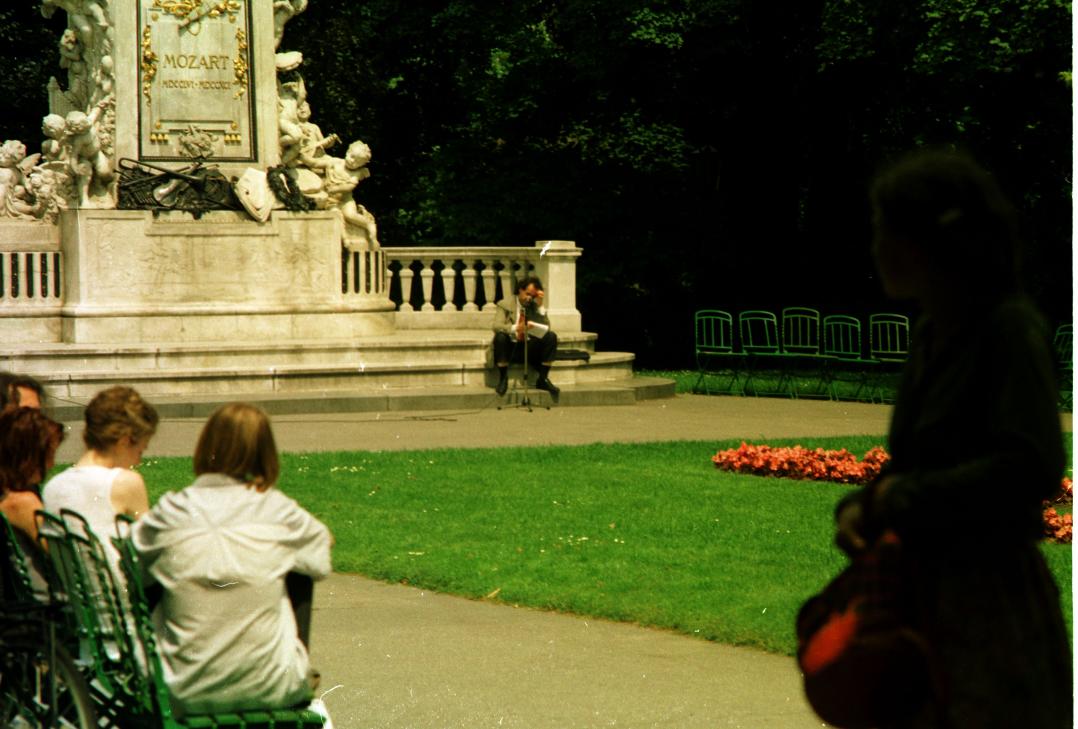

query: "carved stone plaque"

left=138, top=0, right=256, bottom=161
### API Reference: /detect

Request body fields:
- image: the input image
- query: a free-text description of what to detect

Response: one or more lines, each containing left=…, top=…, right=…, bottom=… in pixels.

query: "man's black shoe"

left=536, top=377, right=560, bottom=402
left=495, top=372, right=508, bottom=396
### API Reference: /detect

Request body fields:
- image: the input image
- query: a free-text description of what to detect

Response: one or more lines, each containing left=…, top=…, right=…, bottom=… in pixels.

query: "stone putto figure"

left=41, top=114, right=68, bottom=163
left=273, top=0, right=309, bottom=49
left=64, top=97, right=114, bottom=207
left=0, top=141, right=33, bottom=219
left=39, top=0, right=116, bottom=208
left=323, top=140, right=380, bottom=250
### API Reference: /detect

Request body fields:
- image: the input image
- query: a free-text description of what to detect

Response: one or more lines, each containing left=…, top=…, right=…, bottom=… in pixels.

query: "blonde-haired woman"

left=43, top=385, right=159, bottom=542
left=133, top=403, right=331, bottom=718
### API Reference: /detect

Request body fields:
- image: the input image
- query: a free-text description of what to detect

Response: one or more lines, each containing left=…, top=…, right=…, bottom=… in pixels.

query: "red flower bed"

left=711, top=442, right=890, bottom=485
left=712, top=443, right=1073, bottom=544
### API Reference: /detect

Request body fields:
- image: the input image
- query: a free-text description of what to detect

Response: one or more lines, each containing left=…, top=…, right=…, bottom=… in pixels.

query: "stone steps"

left=44, top=377, right=675, bottom=420
left=5, top=330, right=673, bottom=413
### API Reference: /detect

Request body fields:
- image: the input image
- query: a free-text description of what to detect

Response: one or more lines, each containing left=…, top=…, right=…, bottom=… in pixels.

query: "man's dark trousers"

left=493, top=330, right=558, bottom=371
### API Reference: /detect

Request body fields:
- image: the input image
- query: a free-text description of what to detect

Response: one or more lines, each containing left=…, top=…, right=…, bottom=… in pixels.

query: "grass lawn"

left=640, top=368, right=899, bottom=402
left=130, top=435, right=1073, bottom=656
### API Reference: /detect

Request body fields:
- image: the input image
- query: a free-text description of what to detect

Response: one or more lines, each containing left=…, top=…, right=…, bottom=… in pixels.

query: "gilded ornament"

left=141, top=25, right=158, bottom=105
left=233, top=28, right=249, bottom=99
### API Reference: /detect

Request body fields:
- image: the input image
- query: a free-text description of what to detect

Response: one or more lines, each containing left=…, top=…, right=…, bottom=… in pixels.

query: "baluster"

left=18, top=252, right=30, bottom=299
left=479, top=261, right=496, bottom=312
left=497, top=259, right=511, bottom=304
left=37, top=253, right=48, bottom=299
left=509, top=259, right=523, bottom=291
left=375, top=251, right=386, bottom=295
left=398, top=261, right=415, bottom=312
left=419, top=259, right=435, bottom=311
left=461, top=259, right=478, bottom=312
left=443, top=260, right=458, bottom=311
left=52, top=252, right=63, bottom=300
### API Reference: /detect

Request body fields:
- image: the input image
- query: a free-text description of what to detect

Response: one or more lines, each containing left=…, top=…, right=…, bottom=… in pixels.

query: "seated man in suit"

left=492, top=276, right=560, bottom=400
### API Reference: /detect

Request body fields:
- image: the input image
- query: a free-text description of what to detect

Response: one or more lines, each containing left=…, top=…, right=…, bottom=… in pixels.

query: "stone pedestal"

left=533, top=240, right=582, bottom=333
left=58, top=209, right=393, bottom=343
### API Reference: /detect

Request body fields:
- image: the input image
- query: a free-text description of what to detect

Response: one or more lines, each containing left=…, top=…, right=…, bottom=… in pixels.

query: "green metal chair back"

left=822, top=315, right=864, bottom=360
left=35, top=511, right=98, bottom=653
left=1054, top=323, right=1073, bottom=410
left=869, top=313, right=910, bottom=362
left=1, top=512, right=39, bottom=606
left=112, top=515, right=187, bottom=728
left=780, top=307, right=822, bottom=356
left=38, top=510, right=157, bottom=727
left=695, top=309, right=735, bottom=357
left=1053, top=324, right=1072, bottom=371
left=61, top=511, right=149, bottom=683
left=739, top=310, right=781, bottom=354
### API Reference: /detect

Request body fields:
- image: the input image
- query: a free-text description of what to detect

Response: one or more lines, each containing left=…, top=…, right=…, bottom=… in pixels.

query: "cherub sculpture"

left=282, top=102, right=339, bottom=171
left=273, top=0, right=308, bottom=49
left=64, top=98, right=113, bottom=207
left=0, top=140, right=38, bottom=219
left=41, top=114, right=68, bottom=163
left=323, top=140, right=379, bottom=250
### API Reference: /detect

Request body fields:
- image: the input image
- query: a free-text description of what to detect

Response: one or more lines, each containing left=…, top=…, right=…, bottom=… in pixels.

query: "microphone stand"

left=519, top=306, right=532, bottom=411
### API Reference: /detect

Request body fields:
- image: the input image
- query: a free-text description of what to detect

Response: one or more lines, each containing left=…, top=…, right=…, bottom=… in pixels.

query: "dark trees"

left=2, top=1, right=1070, bottom=366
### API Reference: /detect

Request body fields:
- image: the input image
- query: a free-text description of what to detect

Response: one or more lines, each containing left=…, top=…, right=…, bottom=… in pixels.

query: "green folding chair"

left=820, top=314, right=875, bottom=401
left=867, top=313, right=911, bottom=403
left=739, top=310, right=787, bottom=397
left=868, top=313, right=910, bottom=363
left=692, top=309, right=743, bottom=395
left=780, top=307, right=828, bottom=399
left=1053, top=323, right=1072, bottom=410
left=37, top=509, right=150, bottom=728
left=2, top=512, right=96, bottom=728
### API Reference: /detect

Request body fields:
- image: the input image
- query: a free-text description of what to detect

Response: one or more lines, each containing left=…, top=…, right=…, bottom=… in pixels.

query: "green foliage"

left=0, top=6, right=65, bottom=144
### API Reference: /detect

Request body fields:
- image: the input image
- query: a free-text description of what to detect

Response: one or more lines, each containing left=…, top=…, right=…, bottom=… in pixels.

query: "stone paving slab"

left=310, top=573, right=829, bottom=729
left=56, top=393, right=899, bottom=461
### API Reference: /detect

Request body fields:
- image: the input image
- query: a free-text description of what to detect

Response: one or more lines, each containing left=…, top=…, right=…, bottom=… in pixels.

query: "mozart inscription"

left=138, top=0, right=255, bottom=161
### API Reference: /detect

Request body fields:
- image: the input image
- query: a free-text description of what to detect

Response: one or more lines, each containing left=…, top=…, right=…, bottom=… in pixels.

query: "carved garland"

left=233, top=28, right=249, bottom=99
left=141, top=25, right=158, bottom=105
left=153, top=0, right=242, bottom=27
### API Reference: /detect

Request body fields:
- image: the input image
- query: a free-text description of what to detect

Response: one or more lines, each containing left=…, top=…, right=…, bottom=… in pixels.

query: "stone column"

left=534, top=240, right=582, bottom=333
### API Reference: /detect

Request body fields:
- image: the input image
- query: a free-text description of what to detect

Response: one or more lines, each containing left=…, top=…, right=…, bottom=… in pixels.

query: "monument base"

left=57, top=208, right=393, bottom=343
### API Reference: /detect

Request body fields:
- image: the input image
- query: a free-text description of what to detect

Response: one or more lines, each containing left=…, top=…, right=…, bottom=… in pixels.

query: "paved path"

left=59, top=394, right=1067, bottom=727
left=57, top=394, right=898, bottom=461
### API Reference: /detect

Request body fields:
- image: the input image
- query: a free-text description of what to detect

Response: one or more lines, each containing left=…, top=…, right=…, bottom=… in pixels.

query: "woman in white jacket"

left=133, top=402, right=332, bottom=718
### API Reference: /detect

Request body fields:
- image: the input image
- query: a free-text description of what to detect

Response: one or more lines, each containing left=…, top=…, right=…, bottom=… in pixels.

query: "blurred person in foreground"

left=833, top=149, right=1071, bottom=728
left=132, top=403, right=332, bottom=720
left=0, top=406, right=65, bottom=597
left=0, top=372, right=46, bottom=410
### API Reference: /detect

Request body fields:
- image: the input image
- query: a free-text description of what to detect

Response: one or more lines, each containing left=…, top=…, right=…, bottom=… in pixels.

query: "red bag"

left=796, top=532, right=938, bottom=728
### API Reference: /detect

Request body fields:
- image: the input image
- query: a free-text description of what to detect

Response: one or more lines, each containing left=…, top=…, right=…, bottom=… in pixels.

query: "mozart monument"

left=1, top=0, right=392, bottom=348
left=0, top=2, right=614, bottom=407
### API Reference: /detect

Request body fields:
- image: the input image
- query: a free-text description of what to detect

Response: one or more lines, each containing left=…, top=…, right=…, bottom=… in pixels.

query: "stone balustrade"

left=342, top=248, right=389, bottom=298
left=384, top=240, right=582, bottom=332
left=0, top=222, right=64, bottom=341
left=0, top=224, right=582, bottom=344
left=0, top=250, right=64, bottom=306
